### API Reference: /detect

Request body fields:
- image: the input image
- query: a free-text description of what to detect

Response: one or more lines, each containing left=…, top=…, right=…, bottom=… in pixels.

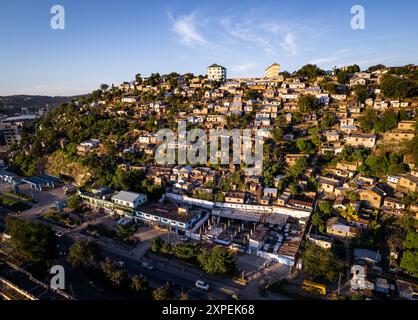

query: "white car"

left=55, top=231, right=64, bottom=237
left=141, top=261, right=154, bottom=270
left=195, top=280, right=210, bottom=291
left=116, top=260, right=125, bottom=267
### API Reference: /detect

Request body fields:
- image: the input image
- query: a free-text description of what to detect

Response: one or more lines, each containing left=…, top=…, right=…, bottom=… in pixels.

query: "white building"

left=207, top=64, right=227, bottom=82
left=111, top=191, right=147, bottom=209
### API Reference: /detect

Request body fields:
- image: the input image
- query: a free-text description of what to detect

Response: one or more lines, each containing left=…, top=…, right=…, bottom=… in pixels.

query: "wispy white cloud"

left=231, top=63, right=257, bottom=74
left=168, top=11, right=211, bottom=48
left=337, top=48, right=349, bottom=54
left=309, top=56, right=338, bottom=65
left=280, top=33, right=297, bottom=55
left=219, top=16, right=300, bottom=57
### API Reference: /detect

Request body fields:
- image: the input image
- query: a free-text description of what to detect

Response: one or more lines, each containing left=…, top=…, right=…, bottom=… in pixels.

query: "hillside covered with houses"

left=2, top=62, right=418, bottom=298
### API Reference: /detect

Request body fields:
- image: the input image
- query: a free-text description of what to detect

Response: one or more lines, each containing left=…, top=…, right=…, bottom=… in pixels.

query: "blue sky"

left=1, top=0, right=418, bottom=96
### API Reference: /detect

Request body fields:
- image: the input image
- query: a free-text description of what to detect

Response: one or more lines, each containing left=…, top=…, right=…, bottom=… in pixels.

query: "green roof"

left=208, top=64, right=224, bottom=68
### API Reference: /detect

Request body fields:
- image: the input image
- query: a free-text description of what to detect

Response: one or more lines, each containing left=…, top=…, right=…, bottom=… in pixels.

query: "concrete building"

left=207, top=64, right=227, bottom=82
left=111, top=191, right=147, bottom=209
left=265, top=63, right=280, bottom=79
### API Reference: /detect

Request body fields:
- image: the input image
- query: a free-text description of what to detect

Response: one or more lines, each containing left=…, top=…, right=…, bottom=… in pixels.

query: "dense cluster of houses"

left=67, top=63, right=418, bottom=269
left=3, top=63, right=416, bottom=273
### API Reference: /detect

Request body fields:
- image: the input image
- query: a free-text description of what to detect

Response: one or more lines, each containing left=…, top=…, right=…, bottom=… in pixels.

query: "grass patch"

left=0, top=193, right=32, bottom=212
left=86, top=223, right=138, bottom=245
left=43, top=210, right=80, bottom=228
left=5, top=191, right=36, bottom=203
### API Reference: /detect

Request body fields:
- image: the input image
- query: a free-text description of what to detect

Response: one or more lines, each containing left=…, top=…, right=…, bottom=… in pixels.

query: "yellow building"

left=265, top=63, right=280, bottom=79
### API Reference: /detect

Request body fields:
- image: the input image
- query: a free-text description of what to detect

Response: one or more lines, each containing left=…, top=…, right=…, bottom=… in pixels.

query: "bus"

left=301, top=280, right=327, bottom=296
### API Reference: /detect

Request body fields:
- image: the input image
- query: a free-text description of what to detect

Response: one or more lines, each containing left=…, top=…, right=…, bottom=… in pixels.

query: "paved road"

left=57, top=235, right=233, bottom=300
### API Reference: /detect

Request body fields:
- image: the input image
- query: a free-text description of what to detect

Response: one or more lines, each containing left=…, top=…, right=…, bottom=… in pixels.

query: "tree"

left=296, top=64, right=325, bottom=79
left=353, top=84, right=369, bottom=103
left=115, top=223, right=138, bottom=244
left=145, top=73, right=161, bottom=86
left=380, top=75, right=418, bottom=99
left=270, top=127, right=284, bottom=143
left=130, top=274, right=149, bottom=295
left=361, top=152, right=407, bottom=177
left=296, top=139, right=307, bottom=152
left=160, top=241, right=172, bottom=255
left=68, top=240, right=101, bottom=268
left=173, top=243, right=201, bottom=261
left=151, top=237, right=164, bottom=253
left=100, top=84, right=109, bottom=91
left=302, top=243, right=344, bottom=282
left=100, top=257, right=128, bottom=287
left=135, top=73, right=142, bottom=84
left=296, top=138, right=316, bottom=154
left=400, top=251, right=418, bottom=277
left=152, top=285, right=174, bottom=300
left=318, top=200, right=333, bottom=216
left=373, top=109, right=399, bottom=133
left=197, top=247, right=235, bottom=275
left=5, top=217, right=57, bottom=264
left=321, top=82, right=337, bottom=94
left=358, top=108, right=378, bottom=132
left=367, top=64, right=386, bottom=72
left=320, top=112, right=335, bottom=129
left=400, top=230, right=418, bottom=277
left=288, top=157, right=308, bottom=178
left=336, top=70, right=350, bottom=84
left=67, top=194, right=81, bottom=209
left=244, top=89, right=261, bottom=101
left=298, top=95, right=319, bottom=113
left=311, top=212, right=326, bottom=234
left=336, top=65, right=360, bottom=84
left=112, top=167, right=143, bottom=191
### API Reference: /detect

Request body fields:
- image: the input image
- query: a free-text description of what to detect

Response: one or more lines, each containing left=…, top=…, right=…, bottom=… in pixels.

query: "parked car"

left=263, top=260, right=272, bottom=268
left=116, top=260, right=125, bottom=267
left=141, top=261, right=154, bottom=270
left=55, top=231, right=64, bottom=238
left=195, top=280, right=210, bottom=291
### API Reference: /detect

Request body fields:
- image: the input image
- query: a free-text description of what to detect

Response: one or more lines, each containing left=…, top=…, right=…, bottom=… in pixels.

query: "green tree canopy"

left=5, top=217, right=57, bottom=264
left=298, top=95, right=319, bottom=113
left=67, top=194, right=82, bottom=209
left=197, top=247, right=235, bottom=275
left=296, top=64, right=325, bottom=79
left=68, top=239, right=101, bottom=269
left=130, top=274, right=150, bottom=295
left=152, top=285, right=175, bottom=300
left=380, top=75, right=418, bottom=99
left=302, top=243, right=344, bottom=282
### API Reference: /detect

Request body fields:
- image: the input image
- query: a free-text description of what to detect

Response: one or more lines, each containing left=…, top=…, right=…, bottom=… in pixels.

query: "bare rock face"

left=45, top=150, right=92, bottom=186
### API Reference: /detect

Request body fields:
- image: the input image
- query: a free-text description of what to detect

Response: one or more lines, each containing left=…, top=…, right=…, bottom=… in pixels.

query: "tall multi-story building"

left=0, top=122, right=20, bottom=146
left=207, top=64, right=227, bottom=82
left=0, top=115, right=37, bottom=148
left=265, top=63, right=280, bottom=79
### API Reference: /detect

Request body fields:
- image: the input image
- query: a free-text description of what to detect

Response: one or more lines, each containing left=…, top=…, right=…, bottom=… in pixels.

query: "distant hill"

left=0, top=95, right=86, bottom=116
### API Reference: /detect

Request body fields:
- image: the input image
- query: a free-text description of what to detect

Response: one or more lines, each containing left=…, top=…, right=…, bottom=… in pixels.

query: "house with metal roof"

left=111, top=191, right=147, bottom=209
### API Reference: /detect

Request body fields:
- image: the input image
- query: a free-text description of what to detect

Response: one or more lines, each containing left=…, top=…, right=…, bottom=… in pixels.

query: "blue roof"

left=22, top=175, right=59, bottom=186
left=38, top=175, right=60, bottom=183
